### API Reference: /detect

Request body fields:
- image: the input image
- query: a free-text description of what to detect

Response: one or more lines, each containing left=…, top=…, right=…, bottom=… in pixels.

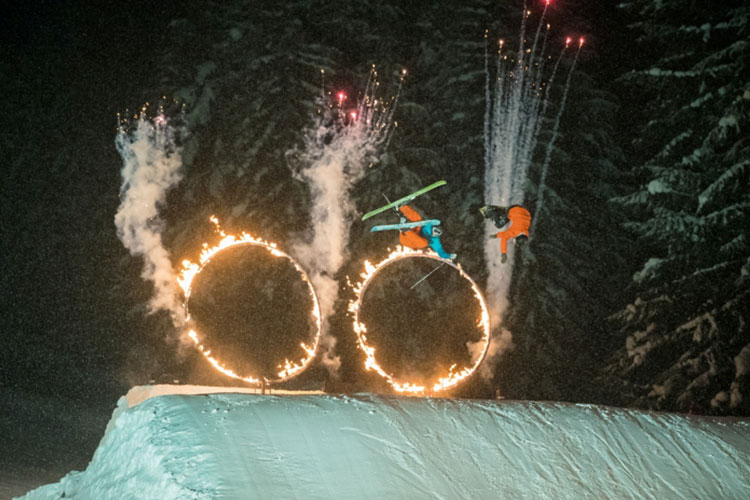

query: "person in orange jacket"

left=398, top=205, right=456, bottom=260
left=479, top=204, right=531, bottom=263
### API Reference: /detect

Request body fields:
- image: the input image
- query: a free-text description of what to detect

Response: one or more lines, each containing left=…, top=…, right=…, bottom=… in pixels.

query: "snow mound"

left=18, top=386, right=750, bottom=499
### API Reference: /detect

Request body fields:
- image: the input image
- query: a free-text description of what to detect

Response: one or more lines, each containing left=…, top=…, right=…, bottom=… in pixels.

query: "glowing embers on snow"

left=348, top=247, right=491, bottom=395
left=178, top=217, right=321, bottom=386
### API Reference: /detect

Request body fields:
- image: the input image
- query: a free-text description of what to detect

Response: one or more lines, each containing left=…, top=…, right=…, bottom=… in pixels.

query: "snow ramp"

left=18, top=387, right=750, bottom=499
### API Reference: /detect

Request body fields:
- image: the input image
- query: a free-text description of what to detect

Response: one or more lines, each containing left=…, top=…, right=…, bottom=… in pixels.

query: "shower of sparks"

left=481, top=0, right=584, bottom=353
left=178, top=216, right=322, bottom=385
left=347, top=247, right=491, bottom=395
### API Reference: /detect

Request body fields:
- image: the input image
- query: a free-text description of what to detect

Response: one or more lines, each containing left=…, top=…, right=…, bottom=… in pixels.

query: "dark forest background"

left=1, top=0, right=748, bottom=490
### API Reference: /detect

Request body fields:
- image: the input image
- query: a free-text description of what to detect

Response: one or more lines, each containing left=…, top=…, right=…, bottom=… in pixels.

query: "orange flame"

left=179, top=216, right=322, bottom=385
left=348, top=247, right=491, bottom=395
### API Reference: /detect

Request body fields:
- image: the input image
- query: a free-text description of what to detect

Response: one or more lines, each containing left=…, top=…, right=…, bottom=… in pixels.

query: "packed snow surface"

left=19, top=385, right=750, bottom=499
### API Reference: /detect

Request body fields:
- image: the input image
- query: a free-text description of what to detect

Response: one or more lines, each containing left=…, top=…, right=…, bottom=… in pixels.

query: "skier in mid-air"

left=363, top=180, right=455, bottom=260
left=398, top=205, right=456, bottom=260
left=480, top=204, right=531, bottom=263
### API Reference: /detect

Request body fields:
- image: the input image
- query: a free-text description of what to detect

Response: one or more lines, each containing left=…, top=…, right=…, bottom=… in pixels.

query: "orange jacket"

left=398, top=205, right=429, bottom=249
left=497, top=205, right=531, bottom=254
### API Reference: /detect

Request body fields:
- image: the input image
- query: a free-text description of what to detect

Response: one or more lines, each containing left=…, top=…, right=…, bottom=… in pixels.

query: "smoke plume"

left=290, top=70, right=402, bottom=376
left=114, top=111, right=185, bottom=327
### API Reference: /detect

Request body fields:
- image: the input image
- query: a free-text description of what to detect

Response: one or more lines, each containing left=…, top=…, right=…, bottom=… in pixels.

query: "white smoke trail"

left=114, top=110, right=185, bottom=328
left=481, top=4, right=576, bottom=379
left=291, top=68, right=403, bottom=376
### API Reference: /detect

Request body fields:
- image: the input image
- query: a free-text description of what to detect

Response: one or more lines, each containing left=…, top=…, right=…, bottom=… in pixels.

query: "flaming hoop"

left=178, top=217, right=322, bottom=386
left=348, top=247, right=491, bottom=395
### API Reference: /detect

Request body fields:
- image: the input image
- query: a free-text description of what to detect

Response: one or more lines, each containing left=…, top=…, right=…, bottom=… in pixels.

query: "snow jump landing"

left=18, top=386, right=750, bottom=499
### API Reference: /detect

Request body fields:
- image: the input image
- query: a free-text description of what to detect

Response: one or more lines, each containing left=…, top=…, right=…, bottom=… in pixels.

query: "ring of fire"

left=178, top=217, right=322, bottom=386
left=348, top=247, right=491, bottom=395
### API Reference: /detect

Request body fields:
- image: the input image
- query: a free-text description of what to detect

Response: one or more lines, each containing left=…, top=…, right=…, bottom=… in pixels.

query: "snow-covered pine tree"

left=606, top=0, right=750, bottom=415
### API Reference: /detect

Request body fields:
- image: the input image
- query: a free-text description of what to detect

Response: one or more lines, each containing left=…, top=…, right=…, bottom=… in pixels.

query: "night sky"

left=2, top=0, right=748, bottom=495
left=1, top=0, right=196, bottom=486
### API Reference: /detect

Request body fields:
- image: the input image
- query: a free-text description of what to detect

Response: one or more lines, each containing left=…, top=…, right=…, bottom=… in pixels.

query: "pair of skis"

left=363, top=180, right=446, bottom=232
left=363, top=180, right=449, bottom=289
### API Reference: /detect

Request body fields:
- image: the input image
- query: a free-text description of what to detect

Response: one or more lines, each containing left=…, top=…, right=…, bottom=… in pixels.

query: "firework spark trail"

left=114, top=110, right=185, bottom=327
left=291, top=68, right=403, bottom=375
left=514, top=36, right=569, bottom=202
left=531, top=22, right=552, bottom=88
left=481, top=5, right=579, bottom=380
left=531, top=40, right=583, bottom=234
left=520, top=16, right=555, bottom=167
left=518, top=25, right=551, bottom=159
left=526, top=0, right=550, bottom=79
left=483, top=32, right=493, bottom=179
left=503, top=5, right=537, bottom=203
left=488, top=39, right=509, bottom=202
left=485, top=40, right=510, bottom=209
left=487, top=4, right=552, bottom=207
left=511, top=3, right=551, bottom=202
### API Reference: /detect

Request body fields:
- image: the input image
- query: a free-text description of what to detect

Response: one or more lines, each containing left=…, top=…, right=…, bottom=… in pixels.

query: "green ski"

left=361, top=180, right=447, bottom=221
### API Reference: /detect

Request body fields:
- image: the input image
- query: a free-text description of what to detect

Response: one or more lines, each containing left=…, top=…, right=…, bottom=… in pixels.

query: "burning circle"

left=348, top=247, right=491, bottom=395
left=178, top=217, right=321, bottom=386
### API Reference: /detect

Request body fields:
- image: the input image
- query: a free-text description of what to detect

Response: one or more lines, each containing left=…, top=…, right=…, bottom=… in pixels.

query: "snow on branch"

left=698, top=160, right=749, bottom=211
left=701, top=201, right=750, bottom=228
